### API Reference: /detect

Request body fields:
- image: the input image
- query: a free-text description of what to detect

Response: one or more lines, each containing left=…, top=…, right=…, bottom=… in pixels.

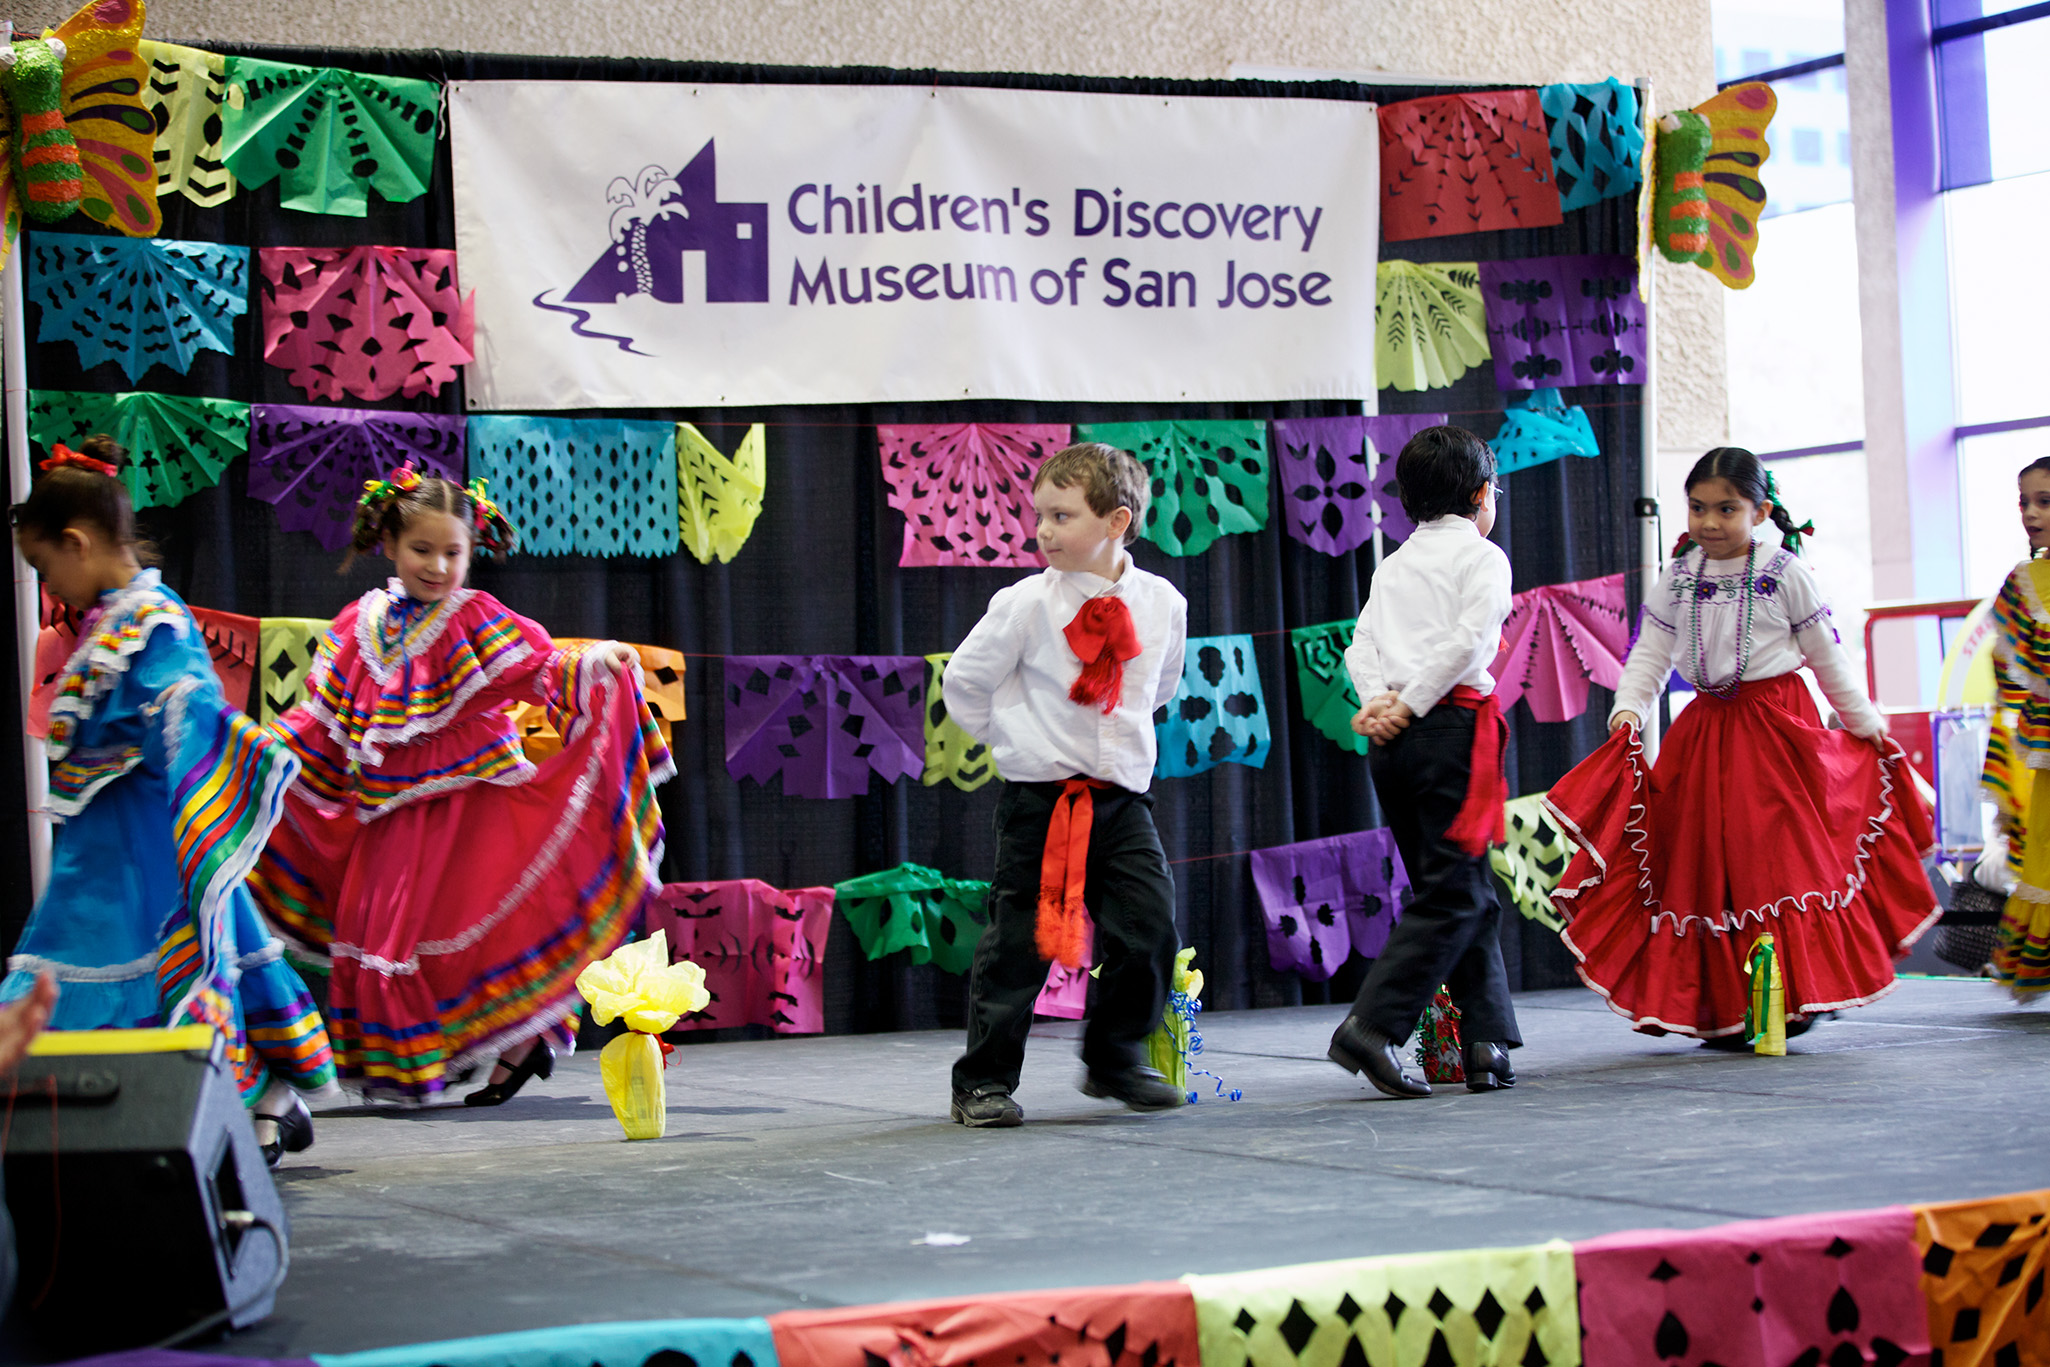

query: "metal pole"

left=5, top=244, right=51, bottom=900
left=1636, top=78, right=1663, bottom=762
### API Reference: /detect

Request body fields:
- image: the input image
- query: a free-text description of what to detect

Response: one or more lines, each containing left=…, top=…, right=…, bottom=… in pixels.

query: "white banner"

left=450, top=82, right=1378, bottom=409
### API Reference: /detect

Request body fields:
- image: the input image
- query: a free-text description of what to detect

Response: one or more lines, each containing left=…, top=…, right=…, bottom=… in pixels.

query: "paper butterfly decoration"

left=1490, top=572, right=1629, bottom=723
left=1290, top=619, right=1369, bottom=756
left=508, top=640, right=685, bottom=761
left=876, top=423, right=1066, bottom=568
left=1476, top=254, right=1645, bottom=389
left=832, top=863, right=988, bottom=975
left=724, top=655, right=926, bottom=799
left=256, top=616, right=329, bottom=721
left=1914, top=1189, right=2050, bottom=1367
left=1487, top=793, right=1575, bottom=931
left=247, top=405, right=464, bottom=551
left=28, top=232, right=248, bottom=383
left=1379, top=89, right=1565, bottom=242
left=1154, top=635, right=1270, bottom=778
left=139, top=41, right=234, bottom=206
left=644, top=880, right=834, bottom=1035
left=1073, top=419, right=1269, bottom=557
left=0, top=0, right=161, bottom=261
left=1576, top=1206, right=1929, bottom=1367
left=1184, top=1240, right=1580, bottom=1367
left=1540, top=79, right=1646, bottom=213
left=219, top=57, right=439, bottom=217
left=677, top=423, right=767, bottom=565
left=1248, top=828, right=1409, bottom=982
left=1364, top=412, right=1449, bottom=548
left=1492, top=388, right=1602, bottom=475
left=467, top=414, right=679, bottom=558
left=773, top=1282, right=1204, bottom=1367
left=1376, top=260, right=1488, bottom=392
left=259, top=246, right=474, bottom=402
left=28, top=388, right=248, bottom=510
left=922, top=652, right=999, bottom=792
left=1656, top=83, right=1777, bottom=289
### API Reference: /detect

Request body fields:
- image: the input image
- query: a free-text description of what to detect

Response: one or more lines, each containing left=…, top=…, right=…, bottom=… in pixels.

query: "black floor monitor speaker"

left=1, top=1026, right=289, bottom=1353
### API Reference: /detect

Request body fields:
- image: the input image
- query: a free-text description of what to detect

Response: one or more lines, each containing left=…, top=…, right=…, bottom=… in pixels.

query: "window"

left=1725, top=203, right=1865, bottom=457
left=1713, top=0, right=1853, bottom=213
left=1948, top=171, right=2050, bottom=596
left=1934, top=0, right=2050, bottom=187
left=1947, top=171, right=2050, bottom=427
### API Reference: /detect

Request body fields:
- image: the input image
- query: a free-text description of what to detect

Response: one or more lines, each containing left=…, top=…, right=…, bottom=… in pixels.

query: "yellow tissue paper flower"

left=575, top=930, right=710, bottom=1035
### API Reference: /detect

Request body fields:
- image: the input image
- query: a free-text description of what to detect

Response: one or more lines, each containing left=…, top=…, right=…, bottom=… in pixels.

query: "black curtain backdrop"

left=0, top=50, right=1643, bottom=1034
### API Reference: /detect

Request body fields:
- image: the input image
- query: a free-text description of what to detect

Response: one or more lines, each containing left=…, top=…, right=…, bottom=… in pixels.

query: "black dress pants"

left=952, top=780, right=1179, bottom=1095
left=1349, top=706, right=1522, bottom=1047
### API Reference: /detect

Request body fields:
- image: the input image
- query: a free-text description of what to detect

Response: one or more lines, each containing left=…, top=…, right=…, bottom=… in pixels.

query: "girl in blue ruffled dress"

left=0, top=440, right=335, bottom=1163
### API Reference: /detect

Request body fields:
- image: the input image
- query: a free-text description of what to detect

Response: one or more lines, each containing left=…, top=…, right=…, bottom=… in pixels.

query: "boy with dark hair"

left=941, top=442, right=1188, bottom=1126
left=1328, top=425, right=1523, bottom=1098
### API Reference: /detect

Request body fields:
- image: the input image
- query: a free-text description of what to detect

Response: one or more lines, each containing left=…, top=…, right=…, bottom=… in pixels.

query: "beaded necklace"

left=1685, top=541, right=1757, bottom=699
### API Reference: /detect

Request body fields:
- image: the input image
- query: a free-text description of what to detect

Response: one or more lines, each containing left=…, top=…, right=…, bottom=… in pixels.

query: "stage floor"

left=221, top=978, right=2044, bottom=1357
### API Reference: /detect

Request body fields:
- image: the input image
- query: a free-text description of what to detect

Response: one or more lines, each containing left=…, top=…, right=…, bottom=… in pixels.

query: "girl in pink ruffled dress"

left=249, top=467, right=673, bottom=1104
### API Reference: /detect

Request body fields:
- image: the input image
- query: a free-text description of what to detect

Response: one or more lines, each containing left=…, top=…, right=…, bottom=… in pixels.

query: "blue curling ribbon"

left=1171, top=990, right=1243, bottom=1103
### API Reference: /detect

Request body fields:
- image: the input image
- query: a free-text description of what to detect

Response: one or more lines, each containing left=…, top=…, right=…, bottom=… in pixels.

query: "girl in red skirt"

left=1545, top=448, right=1937, bottom=1042
left=249, top=468, right=674, bottom=1103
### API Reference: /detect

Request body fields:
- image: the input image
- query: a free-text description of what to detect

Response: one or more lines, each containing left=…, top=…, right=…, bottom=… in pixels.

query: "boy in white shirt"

left=1330, top=425, right=1523, bottom=1099
left=941, top=443, right=1189, bottom=1126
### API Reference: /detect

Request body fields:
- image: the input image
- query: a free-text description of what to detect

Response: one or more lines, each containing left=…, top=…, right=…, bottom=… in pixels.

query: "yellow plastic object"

left=30, top=1025, right=215, bottom=1056
left=575, top=930, right=709, bottom=1034
left=1146, top=948, right=1202, bottom=1089
left=1934, top=593, right=2000, bottom=709
left=1747, top=933, right=1786, bottom=1057
left=598, top=1031, right=667, bottom=1141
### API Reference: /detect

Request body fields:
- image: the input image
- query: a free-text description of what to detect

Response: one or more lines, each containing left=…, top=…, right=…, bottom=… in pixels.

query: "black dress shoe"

left=256, top=1092, right=314, bottom=1169
left=1463, top=1041, right=1517, bottom=1092
left=1080, top=1065, right=1184, bottom=1111
left=464, top=1042, right=555, bottom=1107
left=1328, top=1016, right=1431, bottom=1098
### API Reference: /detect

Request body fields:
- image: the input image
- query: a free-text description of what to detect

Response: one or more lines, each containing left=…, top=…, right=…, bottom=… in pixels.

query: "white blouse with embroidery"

left=1609, top=538, right=1885, bottom=738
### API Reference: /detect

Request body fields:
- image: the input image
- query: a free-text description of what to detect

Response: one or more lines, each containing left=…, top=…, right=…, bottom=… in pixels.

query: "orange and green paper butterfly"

left=45, top=0, right=161, bottom=237
left=1695, top=81, right=1775, bottom=288
left=0, top=0, right=158, bottom=272
left=1653, top=81, right=1776, bottom=290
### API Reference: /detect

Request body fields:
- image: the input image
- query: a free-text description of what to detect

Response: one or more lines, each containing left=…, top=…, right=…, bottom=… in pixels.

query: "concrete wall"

left=29, top=0, right=1728, bottom=448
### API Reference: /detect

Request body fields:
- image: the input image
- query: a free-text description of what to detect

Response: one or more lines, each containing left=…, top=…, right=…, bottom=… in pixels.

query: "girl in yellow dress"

left=1984, top=456, right=2050, bottom=997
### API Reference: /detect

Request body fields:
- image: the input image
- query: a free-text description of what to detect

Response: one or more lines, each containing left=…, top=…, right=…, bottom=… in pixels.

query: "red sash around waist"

left=1439, top=684, right=1507, bottom=857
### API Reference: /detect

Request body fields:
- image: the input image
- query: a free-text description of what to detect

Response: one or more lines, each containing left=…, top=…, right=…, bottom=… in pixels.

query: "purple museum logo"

left=535, top=139, right=769, bottom=352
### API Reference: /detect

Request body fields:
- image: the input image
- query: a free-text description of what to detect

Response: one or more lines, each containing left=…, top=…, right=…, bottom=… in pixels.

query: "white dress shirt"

left=1345, top=515, right=1514, bottom=717
left=942, top=551, right=1187, bottom=792
left=1609, top=538, right=1884, bottom=737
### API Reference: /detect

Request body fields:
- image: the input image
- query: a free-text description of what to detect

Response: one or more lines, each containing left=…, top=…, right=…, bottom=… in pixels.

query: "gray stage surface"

left=220, top=978, right=2047, bottom=1357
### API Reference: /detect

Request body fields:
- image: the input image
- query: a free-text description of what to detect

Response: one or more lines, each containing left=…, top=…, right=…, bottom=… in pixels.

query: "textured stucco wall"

left=27, top=0, right=1726, bottom=445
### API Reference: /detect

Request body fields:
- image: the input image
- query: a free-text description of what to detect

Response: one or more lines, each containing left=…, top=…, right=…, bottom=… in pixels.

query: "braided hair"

left=11, top=435, right=151, bottom=559
left=1670, top=446, right=1814, bottom=559
left=345, top=465, right=518, bottom=570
